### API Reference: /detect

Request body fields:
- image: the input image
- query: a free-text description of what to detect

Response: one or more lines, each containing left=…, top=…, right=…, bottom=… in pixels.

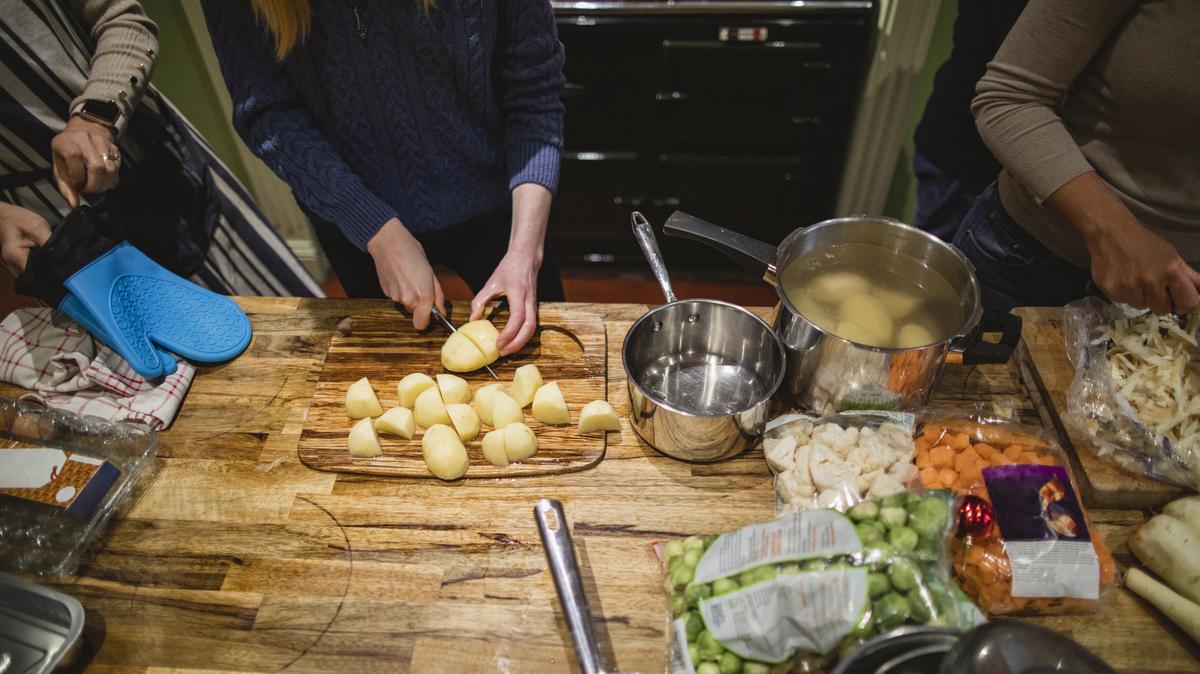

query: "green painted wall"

left=140, top=0, right=251, bottom=185
left=882, top=1, right=958, bottom=222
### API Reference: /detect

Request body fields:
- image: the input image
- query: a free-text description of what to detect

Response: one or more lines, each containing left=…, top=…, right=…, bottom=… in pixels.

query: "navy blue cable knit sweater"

left=202, top=0, right=565, bottom=249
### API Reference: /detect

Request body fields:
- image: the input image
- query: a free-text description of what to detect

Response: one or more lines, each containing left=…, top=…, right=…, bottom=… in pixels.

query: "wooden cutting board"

left=1014, top=307, right=1186, bottom=509
left=298, top=305, right=607, bottom=478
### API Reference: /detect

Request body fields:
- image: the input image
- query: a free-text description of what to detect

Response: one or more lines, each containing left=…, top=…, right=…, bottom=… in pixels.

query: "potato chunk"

left=347, top=417, right=382, bottom=457
left=421, top=424, right=469, bottom=480
left=446, top=403, right=481, bottom=442
left=459, top=320, right=501, bottom=363
left=473, top=383, right=501, bottom=426
left=441, top=332, right=486, bottom=372
left=397, top=373, right=435, bottom=409
left=414, top=385, right=451, bottom=428
left=375, top=407, right=415, bottom=439
left=532, top=382, right=570, bottom=425
left=436, top=373, right=471, bottom=404
left=491, top=390, right=524, bottom=429
left=503, top=423, right=538, bottom=461
left=578, top=400, right=620, bottom=433
left=345, top=377, right=384, bottom=419
left=481, top=429, right=509, bottom=467
left=508, top=364, right=543, bottom=407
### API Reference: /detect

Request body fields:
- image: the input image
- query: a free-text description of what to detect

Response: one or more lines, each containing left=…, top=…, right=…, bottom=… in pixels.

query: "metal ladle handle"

left=631, top=212, right=678, bottom=304
left=535, top=499, right=604, bottom=674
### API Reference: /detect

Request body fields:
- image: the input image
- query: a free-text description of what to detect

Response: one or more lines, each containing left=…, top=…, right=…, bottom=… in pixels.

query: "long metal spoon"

left=535, top=499, right=605, bottom=674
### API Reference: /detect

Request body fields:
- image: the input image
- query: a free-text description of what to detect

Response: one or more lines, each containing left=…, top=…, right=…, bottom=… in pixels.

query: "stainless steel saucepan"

left=622, top=212, right=786, bottom=462
left=662, top=211, right=1022, bottom=414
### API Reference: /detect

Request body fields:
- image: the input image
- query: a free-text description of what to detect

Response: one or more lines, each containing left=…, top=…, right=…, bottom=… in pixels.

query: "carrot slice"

left=915, top=450, right=931, bottom=469
left=938, top=468, right=958, bottom=488
left=974, top=443, right=998, bottom=461
left=919, top=467, right=939, bottom=487
left=930, top=445, right=955, bottom=468
left=916, top=435, right=933, bottom=452
left=954, top=448, right=981, bottom=473
left=1003, top=444, right=1025, bottom=460
left=947, top=433, right=971, bottom=450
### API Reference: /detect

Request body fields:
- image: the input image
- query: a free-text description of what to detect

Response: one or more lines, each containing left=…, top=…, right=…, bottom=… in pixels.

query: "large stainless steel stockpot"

left=663, top=211, right=1021, bottom=414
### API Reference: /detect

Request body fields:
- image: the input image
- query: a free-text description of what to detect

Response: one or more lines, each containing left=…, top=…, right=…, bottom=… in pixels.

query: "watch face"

left=80, top=99, right=120, bottom=125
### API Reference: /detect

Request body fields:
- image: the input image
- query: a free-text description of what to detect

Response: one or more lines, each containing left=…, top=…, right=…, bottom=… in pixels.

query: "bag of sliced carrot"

left=914, top=412, right=1119, bottom=615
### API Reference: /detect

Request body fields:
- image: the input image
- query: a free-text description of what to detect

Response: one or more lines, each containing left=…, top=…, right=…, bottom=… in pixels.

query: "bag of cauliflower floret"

left=765, top=410, right=921, bottom=515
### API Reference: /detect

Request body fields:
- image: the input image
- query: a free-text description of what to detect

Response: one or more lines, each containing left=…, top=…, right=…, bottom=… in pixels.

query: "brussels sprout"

left=802, top=559, right=829, bottom=572
left=697, top=663, right=721, bottom=674
left=742, top=663, right=771, bottom=674
left=670, top=594, right=688, bottom=617
left=689, top=643, right=701, bottom=666
left=683, top=548, right=704, bottom=568
left=750, top=565, right=778, bottom=585
left=685, top=582, right=713, bottom=604
left=849, top=606, right=875, bottom=638
left=906, top=589, right=934, bottom=623
left=737, top=569, right=757, bottom=587
left=713, top=578, right=740, bottom=596
left=862, top=542, right=895, bottom=570
left=913, top=537, right=942, bottom=563
left=718, top=651, right=744, bottom=674
left=879, top=506, right=908, bottom=529
left=698, top=630, right=725, bottom=661
left=909, top=513, right=943, bottom=543
left=779, top=563, right=802, bottom=576
left=671, top=564, right=696, bottom=588
left=665, top=539, right=686, bottom=559
left=848, top=500, right=880, bottom=522
left=867, top=572, right=891, bottom=598
left=668, top=555, right=685, bottom=573
left=855, top=520, right=887, bottom=545
left=916, top=495, right=951, bottom=522
left=888, top=526, right=919, bottom=552
left=873, top=592, right=910, bottom=630
left=905, top=491, right=923, bottom=506
left=685, top=611, right=705, bottom=639
left=880, top=493, right=907, bottom=509
left=887, top=558, right=921, bottom=592
left=683, top=536, right=706, bottom=552
left=704, top=534, right=720, bottom=550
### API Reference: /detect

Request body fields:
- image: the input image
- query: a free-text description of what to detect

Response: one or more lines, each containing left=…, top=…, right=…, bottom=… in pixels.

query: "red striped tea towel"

left=0, top=308, right=194, bottom=430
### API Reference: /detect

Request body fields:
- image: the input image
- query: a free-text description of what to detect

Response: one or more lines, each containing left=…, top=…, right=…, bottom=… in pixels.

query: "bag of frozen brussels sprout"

left=764, top=411, right=920, bottom=514
left=658, top=490, right=982, bottom=674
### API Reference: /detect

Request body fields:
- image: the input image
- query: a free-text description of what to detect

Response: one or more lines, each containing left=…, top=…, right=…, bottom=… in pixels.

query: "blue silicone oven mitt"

left=59, top=293, right=179, bottom=376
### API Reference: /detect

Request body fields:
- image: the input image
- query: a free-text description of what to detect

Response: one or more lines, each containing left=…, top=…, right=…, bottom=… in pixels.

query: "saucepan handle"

left=662, top=211, right=780, bottom=280
left=950, top=310, right=1023, bottom=366
left=535, top=499, right=604, bottom=674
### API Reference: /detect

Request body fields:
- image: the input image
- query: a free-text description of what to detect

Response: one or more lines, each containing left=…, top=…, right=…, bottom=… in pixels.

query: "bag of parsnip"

left=658, top=490, right=981, bottom=674
left=915, top=411, right=1119, bottom=615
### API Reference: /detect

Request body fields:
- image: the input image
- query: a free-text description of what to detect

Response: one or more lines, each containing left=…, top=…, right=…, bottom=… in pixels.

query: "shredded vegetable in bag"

left=765, top=411, right=920, bottom=514
left=1063, top=297, right=1200, bottom=489
left=658, top=490, right=980, bottom=674
left=915, top=412, right=1118, bottom=615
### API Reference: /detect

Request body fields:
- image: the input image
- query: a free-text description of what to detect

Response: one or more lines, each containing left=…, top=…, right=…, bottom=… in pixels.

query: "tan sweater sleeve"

left=971, top=0, right=1136, bottom=204
left=68, top=0, right=159, bottom=135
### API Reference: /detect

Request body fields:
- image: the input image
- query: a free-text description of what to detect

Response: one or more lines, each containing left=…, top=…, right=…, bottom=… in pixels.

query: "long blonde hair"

left=250, top=0, right=435, bottom=60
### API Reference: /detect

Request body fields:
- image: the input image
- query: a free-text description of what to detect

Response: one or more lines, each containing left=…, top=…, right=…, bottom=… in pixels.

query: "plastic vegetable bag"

left=1063, top=297, right=1200, bottom=489
left=914, top=411, right=1118, bottom=615
left=764, top=411, right=920, bottom=514
left=658, top=490, right=981, bottom=674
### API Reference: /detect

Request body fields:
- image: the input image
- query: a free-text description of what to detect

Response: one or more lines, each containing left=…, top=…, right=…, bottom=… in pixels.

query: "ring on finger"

left=101, top=152, right=121, bottom=164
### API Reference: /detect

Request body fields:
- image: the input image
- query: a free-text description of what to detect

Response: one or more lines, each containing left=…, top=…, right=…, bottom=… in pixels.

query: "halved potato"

left=397, top=373, right=436, bottom=409
left=492, top=390, right=524, bottom=429
left=473, top=383, right=501, bottom=426
left=459, top=319, right=501, bottom=363
left=442, top=331, right=487, bottom=372
left=446, top=403, right=481, bottom=442
left=348, top=417, right=382, bottom=457
left=481, top=429, right=509, bottom=467
left=532, top=382, right=569, bottom=425
left=503, top=422, right=538, bottom=461
left=436, top=373, right=471, bottom=405
left=421, top=424, right=469, bottom=480
left=375, top=407, right=415, bottom=439
left=346, top=377, right=383, bottom=419
left=414, top=385, right=451, bottom=428
left=578, top=400, right=620, bottom=433
left=509, top=364, right=543, bottom=408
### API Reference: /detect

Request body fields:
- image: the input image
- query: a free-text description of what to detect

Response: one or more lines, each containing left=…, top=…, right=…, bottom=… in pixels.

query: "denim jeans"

left=913, top=150, right=983, bottom=244
left=951, top=182, right=1092, bottom=312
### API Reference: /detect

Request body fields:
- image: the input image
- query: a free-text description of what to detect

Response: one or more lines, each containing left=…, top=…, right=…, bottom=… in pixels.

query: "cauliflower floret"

left=810, top=446, right=857, bottom=492
left=866, top=473, right=906, bottom=499
left=815, top=489, right=845, bottom=509
left=847, top=443, right=887, bottom=474
left=764, top=434, right=798, bottom=473
left=811, top=423, right=860, bottom=457
left=876, top=422, right=911, bottom=447
left=887, top=460, right=919, bottom=485
left=784, top=419, right=815, bottom=443
left=776, top=468, right=816, bottom=506
left=856, top=469, right=883, bottom=494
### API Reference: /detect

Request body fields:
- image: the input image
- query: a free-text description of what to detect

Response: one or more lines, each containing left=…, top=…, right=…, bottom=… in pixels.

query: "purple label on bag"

left=982, top=464, right=1089, bottom=541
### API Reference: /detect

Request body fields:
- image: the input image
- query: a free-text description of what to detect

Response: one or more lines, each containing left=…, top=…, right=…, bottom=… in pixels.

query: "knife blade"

left=430, top=306, right=500, bottom=381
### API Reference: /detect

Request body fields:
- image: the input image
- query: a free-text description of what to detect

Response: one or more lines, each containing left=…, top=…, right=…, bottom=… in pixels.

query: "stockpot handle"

left=535, top=499, right=604, bottom=674
left=952, top=310, right=1023, bottom=366
left=662, top=211, right=779, bottom=277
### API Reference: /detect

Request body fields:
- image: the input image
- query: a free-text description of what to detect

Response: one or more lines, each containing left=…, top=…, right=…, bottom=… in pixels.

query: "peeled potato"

left=397, top=373, right=436, bottom=409
left=578, top=400, right=620, bottom=433
left=808, top=271, right=870, bottom=304
left=838, top=293, right=894, bottom=346
left=446, top=403, right=481, bottom=442
left=481, top=429, right=509, bottom=467
left=896, top=322, right=937, bottom=348
left=421, top=424, right=469, bottom=480
left=374, top=407, right=415, bottom=439
left=509, top=364, right=543, bottom=408
left=532, top=382, right=570, bottom=425
left=874, top=287, right=924, bottom=319
left=442, top=331, right=487, bottom=372
left=346, top=377, right=384, bottom=419
left=491, top=390, right=524, bottom=429
left=436, top=373, right=471, bottom=405
left=459, top=320, right=501, bottom=363
left=473, top=383, right=501, bottom=426
left=414, top=385, right=451, bottom=428
left=347, top=417, right=382, bottom=457
left=503, top=422, right=538, bottom=461
left=835, top=320, right=877, bottom=346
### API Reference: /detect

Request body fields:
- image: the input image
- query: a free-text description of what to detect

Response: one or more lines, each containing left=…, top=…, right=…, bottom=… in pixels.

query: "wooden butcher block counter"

left=5, top=299, right=1198, bottom=673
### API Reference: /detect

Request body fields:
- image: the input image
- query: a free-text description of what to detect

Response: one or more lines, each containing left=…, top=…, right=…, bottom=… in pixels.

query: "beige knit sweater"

left=69, top=0, right=159, bottom=134
left=972, top=0, right=1200, bottom=268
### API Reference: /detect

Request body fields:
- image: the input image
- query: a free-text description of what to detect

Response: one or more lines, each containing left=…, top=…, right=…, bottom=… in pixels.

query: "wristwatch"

left=73, top=99, right=122, bottom=128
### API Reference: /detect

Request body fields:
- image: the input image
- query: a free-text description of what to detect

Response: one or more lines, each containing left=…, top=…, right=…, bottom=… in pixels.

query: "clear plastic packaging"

left=1063, top=297, right=1200, bottom=489
left=658, top=490, right=981, bottom=674
left=765, top=411, right=920, bottom=514
left=915, top=410, right=1118, bottom=615
left=0, top=397, right=157, bottom=577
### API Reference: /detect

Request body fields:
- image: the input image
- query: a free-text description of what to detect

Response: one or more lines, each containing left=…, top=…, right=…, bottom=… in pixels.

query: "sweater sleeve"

left=201, top=0, right=398, bottom=249
left=68, top=0, right=159, bottom=136
left=495, top=0, right=565, bottom=193
left=971, top=0, right=1138, bottom=204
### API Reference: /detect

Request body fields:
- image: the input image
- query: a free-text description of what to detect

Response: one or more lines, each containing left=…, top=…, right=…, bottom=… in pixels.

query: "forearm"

left=509, top=183, right=551, bottom=264
left=1045, top=171, right=1143, bottom=245
left=68, top=0, right=159, bottom=134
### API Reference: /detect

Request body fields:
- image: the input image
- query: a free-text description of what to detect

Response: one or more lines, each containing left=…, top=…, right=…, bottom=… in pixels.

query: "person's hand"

left=51, top=115, right=121, bottom=208
left=470, top=247, right=542, bottom=355
left=0, top=204, right=51, bottom=276
left=1086, top=221, right=1200, bottom=315
left=366, top=218, right=445, bottom=330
